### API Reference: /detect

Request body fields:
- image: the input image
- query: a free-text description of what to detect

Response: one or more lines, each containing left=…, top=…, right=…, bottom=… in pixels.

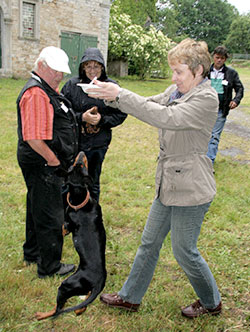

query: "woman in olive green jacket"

left=88, top=38, right=222, bottom=319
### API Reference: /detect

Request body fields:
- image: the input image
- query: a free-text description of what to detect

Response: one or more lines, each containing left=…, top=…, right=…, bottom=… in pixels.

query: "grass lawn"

left=0, top=69, right=249, bottom=332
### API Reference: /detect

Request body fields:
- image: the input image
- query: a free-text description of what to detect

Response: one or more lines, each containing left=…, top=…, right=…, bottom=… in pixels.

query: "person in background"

left=61, top=48, right=127, bottom=202
left=207, top=46, right=244, bottom=164
left=17, top=46, right=78, bottom=278
left=87, top=38, right=222, bottom=319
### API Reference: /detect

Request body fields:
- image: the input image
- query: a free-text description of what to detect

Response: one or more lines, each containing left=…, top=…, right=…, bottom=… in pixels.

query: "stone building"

left=0, top=0, right=111, bottom=78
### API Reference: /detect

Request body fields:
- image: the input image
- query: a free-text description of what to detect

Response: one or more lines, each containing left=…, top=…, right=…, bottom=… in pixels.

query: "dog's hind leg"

left=74, top=291, right=91, bottom=316
left=35, top=306, right=57, bottom=321
left=74, top=307, right=87, bottom=316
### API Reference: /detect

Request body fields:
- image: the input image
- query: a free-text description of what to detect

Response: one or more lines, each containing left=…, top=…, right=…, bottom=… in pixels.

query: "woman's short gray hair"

left=168, top=38, right=211, bottom=78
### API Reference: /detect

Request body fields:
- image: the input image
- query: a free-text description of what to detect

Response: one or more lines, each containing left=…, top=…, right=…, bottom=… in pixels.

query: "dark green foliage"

left=225, top=14, right=250, bottom=54
left=157, top=0, right=239, bottom=51
left=112, top=0, right=158, bottom=26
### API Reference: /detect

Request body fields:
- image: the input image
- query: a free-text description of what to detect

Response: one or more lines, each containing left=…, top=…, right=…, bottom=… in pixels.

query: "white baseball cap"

left=39, top=46, right=71, bottom=74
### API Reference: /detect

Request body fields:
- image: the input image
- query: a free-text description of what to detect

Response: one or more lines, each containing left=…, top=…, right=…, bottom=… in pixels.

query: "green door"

left=0, top=11, right=2, bottom=68
left=78, top=35, right=98, bottom=60
left=61, top=32, right=98, bottom=77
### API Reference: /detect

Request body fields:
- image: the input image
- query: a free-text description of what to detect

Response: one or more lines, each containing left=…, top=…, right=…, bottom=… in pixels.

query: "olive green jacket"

left=109, top=80, right=218, bottom=206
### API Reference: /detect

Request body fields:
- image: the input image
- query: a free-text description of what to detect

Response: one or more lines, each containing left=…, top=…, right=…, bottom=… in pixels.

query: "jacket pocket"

left=162, top=159, right=194, bottom=194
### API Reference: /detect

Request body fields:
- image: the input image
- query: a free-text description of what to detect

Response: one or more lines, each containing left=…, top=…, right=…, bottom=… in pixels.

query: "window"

left=20, top=0, right=39, bottom=39
left=22, top=2, right=35, bottom=38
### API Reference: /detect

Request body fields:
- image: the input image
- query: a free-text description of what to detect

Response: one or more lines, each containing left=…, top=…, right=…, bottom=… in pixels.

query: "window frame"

left=19, top=0, right=40, bottom=40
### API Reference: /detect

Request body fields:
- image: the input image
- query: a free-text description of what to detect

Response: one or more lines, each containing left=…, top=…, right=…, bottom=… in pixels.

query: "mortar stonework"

left=1, top=0, right=110, bottom=78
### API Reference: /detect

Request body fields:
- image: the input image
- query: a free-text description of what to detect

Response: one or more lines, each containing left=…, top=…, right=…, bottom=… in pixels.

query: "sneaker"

left=38, top=263, right=75, bottom=279
left=56, top=263, right=75, bottom=276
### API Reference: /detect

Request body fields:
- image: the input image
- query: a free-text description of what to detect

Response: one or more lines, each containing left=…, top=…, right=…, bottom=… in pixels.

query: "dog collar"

left=67, top=190, right=90, bottom=211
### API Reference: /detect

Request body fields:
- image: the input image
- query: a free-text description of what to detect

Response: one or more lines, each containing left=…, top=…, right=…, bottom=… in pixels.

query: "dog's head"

left=66, top=152, right=93, bottom=195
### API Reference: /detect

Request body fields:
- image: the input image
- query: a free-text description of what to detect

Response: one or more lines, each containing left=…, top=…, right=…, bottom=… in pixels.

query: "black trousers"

left=84, top=148, right=107, bottom=202
left=20, top=164, right=64, bottom=276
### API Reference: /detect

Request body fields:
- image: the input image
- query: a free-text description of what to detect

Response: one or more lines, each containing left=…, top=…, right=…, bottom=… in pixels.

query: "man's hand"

left=229, top=101, right=237, bottom=109
left=26, top=139, right=60, bottom=166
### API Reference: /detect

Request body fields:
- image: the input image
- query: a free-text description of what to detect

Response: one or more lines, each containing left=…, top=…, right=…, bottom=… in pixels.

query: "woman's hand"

left=82, top=107, right=101, bottom=125
left=87, top=81, right=120, bottom=101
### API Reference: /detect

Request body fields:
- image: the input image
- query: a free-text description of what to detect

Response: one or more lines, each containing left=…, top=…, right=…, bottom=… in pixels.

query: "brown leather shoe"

left=181, top=299, right=222, bottom=318
left=100, top=293, right=140, bottom=312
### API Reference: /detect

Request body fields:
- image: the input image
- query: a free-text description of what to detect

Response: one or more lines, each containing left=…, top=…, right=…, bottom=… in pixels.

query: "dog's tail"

left=54, top=284, right=104, bottom=317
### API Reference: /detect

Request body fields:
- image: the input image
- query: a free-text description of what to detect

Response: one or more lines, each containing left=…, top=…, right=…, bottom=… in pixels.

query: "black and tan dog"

left=36, top=151, right=106, bottom=320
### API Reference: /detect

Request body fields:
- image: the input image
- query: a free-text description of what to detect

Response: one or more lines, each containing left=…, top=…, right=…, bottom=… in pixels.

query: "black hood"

left=79, top=48, right=107, bottom=82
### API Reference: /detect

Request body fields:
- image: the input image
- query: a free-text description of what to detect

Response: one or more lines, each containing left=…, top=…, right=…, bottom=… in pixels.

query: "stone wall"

left=1, top=0, right=110, bottom=78
left=0, top=0, right=12, bottom=77
left=107, top=60, right=128, bottom=77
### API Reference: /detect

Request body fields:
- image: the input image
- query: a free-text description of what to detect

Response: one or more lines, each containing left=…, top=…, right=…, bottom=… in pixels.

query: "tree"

left=108, top=5, right=172, bottom=78
left=156, top=0, right=238, bottom=51
left=224, top=14, right=250, bottom=54
left=111, top=0, right=158, bottom=26
left=155, top=1, right=180, bottom=40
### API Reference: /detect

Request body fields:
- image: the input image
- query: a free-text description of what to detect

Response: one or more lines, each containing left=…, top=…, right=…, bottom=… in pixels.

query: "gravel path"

left=218, top=78, right=250, bottom=164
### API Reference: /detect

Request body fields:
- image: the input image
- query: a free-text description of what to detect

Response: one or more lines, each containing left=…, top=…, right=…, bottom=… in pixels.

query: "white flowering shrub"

left=108, top=5, right=172, bottom=78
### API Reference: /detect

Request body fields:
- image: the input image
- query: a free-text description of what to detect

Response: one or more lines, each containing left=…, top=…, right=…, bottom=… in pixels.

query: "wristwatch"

left=115, top=88, right=122, bottom=102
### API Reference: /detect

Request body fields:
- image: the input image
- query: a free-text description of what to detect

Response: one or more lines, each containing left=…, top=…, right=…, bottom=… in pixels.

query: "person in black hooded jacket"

left=61, top=48, right=127, bottom=202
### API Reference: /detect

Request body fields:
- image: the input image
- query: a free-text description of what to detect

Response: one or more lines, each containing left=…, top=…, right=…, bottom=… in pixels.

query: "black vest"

left=17, top=73, right=78, bottom=168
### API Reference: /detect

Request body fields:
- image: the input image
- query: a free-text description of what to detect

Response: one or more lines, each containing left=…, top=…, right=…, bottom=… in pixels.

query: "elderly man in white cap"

left=17, top=46, right=78, bottom=278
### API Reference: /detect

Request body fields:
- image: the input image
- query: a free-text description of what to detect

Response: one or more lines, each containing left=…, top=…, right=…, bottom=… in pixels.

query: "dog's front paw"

left=62, top=223, right=70, bottom=237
